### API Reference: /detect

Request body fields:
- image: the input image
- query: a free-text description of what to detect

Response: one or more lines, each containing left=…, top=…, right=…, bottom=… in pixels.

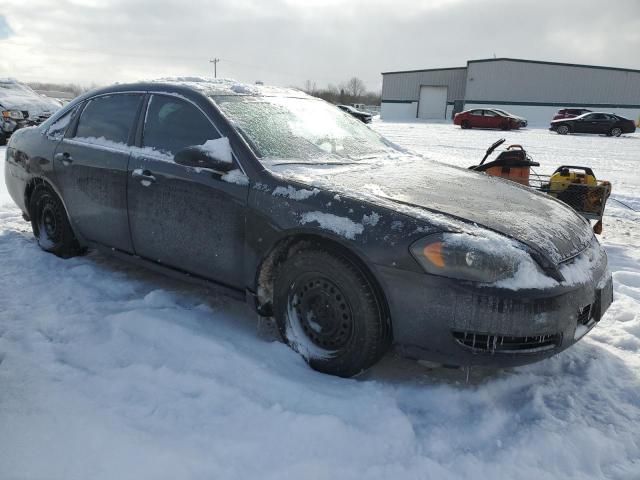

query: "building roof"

left=467, top=58, right=640, bottom=74
left=381, top=66, right=467, bottom=75
left=382, top=58, right=640, bottom=76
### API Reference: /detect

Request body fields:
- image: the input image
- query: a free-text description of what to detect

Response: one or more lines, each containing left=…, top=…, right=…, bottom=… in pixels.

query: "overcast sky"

left=1, top=0, right=639, bottom=91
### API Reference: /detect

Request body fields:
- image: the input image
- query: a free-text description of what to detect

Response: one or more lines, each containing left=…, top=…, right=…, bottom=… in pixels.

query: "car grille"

left=452, top=331, right=561, bottom=354
left=577, top=304, right=592, bottom=325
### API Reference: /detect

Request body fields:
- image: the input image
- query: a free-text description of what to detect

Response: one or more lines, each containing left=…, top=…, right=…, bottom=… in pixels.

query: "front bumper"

left=376, top=251, right=612, bottom=367
left=1, top=114, right=49, bottom=138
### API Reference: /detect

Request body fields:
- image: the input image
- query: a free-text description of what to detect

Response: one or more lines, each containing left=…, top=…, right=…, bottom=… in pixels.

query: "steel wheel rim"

left=289, top=275, right=354, bottom=350
left=38, top=195, right=63, bottom=244
left=612, top=128, right=622, bottom=137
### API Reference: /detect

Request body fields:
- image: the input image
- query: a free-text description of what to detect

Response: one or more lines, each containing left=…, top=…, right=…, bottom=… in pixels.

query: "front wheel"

left=29, top=185, right=83, bottom=258
left=609, top=127, right=622, bottom=137
left=274, top=246, right=390, bottom=377
left=461, top=120, right=470, bottom=129
left=557, top=124, right=570, bottom=135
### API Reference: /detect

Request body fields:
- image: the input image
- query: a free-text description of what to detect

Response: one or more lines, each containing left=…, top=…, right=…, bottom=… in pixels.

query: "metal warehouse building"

left=381, top=58, right=640, bottom=124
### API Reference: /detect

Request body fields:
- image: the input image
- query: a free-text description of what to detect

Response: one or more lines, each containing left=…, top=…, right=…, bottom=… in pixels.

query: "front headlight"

left=410, top=232, right=549, bottom=285
left=2, top=110, right=24, bottom=120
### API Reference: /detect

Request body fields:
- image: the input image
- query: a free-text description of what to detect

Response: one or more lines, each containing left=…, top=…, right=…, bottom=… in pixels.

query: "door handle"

left=131, top=168, right=156, bottom=183
left=54, top=152, right=73, bottom=166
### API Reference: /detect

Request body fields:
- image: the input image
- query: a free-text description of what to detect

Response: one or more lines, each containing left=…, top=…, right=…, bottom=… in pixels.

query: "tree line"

left=23, top=77, right=382, bottom=107
left=301, top=77, right=381, bottom=106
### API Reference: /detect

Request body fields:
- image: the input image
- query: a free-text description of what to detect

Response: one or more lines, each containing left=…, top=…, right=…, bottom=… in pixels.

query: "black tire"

left=29, top=185, right=83, bottom=258
left=274, top=245, right=389, bottom=377
left=556, top=124, right=570, bottom=135
left=501, top=121, right=511, bottom=131
left=461, top=120, right=471, bottom=129
left=0, top=133, right=6, bottom=146
left=609, top=127, right=622, bottom=137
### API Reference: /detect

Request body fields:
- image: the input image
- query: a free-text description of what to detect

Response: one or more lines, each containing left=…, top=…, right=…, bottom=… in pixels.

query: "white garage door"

left=417, top=86, right=448, bottom=119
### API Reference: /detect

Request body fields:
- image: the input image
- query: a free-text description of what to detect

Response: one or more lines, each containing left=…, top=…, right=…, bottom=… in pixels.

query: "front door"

left=482, top=110, right=502, bottom=129
left=53, top=93, right=143, bottom=252
left=127, top=94, right=249, bottom=288
left=577, top=113, right=610, bottom=134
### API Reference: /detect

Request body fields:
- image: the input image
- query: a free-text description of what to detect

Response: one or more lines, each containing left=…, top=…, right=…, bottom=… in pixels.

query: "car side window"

left=143, top=95, right=219, bottom=156
left=46, top=105, right=80, bottom=140
left=470, top=110, right=482, bottom=116
left=74, top=94, right=142, bottom=145
left=591, top=114, right=606, bottom=120
left=483, top=110, right=497, bottom=117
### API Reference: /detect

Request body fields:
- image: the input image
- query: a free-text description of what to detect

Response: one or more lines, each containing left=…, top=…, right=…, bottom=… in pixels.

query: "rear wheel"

left=274, top=246, right=390, bottom=377
left=461, top=120, right=471, bottom=129
left=609, top=127, right=622, bottom=137
left=29, top=185, right=83, bottom=258
left=557, top=124, right=570, bottom=135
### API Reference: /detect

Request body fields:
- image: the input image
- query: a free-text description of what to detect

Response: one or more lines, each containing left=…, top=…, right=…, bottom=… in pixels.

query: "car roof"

left=82, top=78, right=312, bottom=100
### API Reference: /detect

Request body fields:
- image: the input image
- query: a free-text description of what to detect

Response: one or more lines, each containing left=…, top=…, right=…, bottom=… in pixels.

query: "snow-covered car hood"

left=271, top=156, right=595, bottom=265
left=0, top=81, right=60, bottom=119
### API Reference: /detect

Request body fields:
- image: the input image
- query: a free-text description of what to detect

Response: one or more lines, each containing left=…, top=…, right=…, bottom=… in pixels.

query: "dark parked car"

left=553, top=108, right=592, bottom=121
left=453, top=108, right=520, bottom=130
left=4, top=80, right=612, bottom=377
left=337, top=104, right=372, bottom=123
left=0, top=78, right=60, bottom=145
left=550, top=112, right=636, bottom=136
left=491, top=108, right=528, bottom=127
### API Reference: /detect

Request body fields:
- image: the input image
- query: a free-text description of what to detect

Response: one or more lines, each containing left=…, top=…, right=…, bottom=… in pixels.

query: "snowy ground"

left=1, top=123, right=640, bottom=479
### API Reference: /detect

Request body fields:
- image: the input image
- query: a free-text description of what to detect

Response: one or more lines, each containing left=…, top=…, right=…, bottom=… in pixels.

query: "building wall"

left=381, top=58, right=640, bottom=123
left=381, top=68, right=467, bottom=119
left=380, top=101, right=418, bottom=120
left=465, top=59, right=640, bottom=106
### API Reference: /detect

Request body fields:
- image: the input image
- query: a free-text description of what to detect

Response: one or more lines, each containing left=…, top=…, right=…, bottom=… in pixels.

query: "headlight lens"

left=2, top=110, right=24, bottom=120
left=410, top=232, right=539, bottom=284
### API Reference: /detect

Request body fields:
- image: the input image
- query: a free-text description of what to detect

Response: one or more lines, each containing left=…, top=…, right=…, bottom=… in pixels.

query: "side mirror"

left=174, top=145, right=234, bottom=172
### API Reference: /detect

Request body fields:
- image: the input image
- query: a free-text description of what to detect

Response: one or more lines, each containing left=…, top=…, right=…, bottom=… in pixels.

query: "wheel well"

left=255, top=234, right=393, bottom=340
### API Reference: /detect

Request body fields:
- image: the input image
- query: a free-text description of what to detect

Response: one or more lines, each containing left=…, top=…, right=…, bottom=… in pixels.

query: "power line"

left=209, top=58, right=220, bottom=78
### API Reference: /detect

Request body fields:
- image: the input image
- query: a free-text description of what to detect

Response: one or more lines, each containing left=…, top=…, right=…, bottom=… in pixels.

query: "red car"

left=453, top=108, right=520, bottom=130
left=552, top=108, right=592, bottom=121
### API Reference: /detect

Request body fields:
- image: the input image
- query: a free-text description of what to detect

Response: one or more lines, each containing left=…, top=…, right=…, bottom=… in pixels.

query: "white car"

left=0, top=78, right=61, bottom=144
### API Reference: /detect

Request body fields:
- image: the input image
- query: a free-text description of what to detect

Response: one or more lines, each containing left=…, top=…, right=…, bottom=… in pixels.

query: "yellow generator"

left=543, top=166, right=611, bottom=233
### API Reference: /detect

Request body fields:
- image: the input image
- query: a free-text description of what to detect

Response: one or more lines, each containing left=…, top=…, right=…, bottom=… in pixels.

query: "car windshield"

left=214, top=95, right=395, bottom=164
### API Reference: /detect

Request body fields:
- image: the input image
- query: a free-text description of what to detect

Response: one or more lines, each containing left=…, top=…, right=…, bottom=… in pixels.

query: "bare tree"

left=303, top=80, right=317, bottom=95
left=345, top=77, right=366, bottom=99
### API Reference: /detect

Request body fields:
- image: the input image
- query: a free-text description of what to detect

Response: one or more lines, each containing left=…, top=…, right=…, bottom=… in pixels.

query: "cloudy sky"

left=1, top=0, right=639, bottom=91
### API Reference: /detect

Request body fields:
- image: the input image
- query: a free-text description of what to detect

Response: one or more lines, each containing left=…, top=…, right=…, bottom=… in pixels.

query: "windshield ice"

left=214, top=95, right=396, bottom=164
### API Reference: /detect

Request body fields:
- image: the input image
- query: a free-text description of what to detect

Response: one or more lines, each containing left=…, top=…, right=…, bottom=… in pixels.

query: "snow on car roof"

left=150, top=77, right=310, bottom=99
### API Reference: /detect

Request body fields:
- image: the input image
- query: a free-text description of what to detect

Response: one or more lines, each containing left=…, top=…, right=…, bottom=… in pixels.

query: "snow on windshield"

left=215, top=96, right=395, bottom=163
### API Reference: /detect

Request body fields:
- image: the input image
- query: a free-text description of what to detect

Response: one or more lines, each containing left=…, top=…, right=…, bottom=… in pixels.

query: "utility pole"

left=210, top=58, right=220, bottom=78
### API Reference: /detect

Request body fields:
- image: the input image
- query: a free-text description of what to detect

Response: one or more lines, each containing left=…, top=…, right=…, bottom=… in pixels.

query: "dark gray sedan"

left=4, top=79, right=612, bottom=377
left=550, top=112, right=636, bottom=136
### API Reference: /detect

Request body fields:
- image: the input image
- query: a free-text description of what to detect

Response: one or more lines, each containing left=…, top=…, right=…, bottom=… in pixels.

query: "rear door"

left=54, top=93, right=143, bottom=252
left=127, top=93, right=249, bottom=288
